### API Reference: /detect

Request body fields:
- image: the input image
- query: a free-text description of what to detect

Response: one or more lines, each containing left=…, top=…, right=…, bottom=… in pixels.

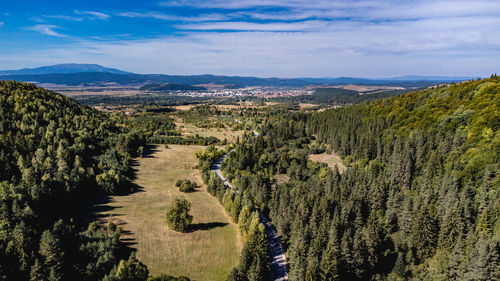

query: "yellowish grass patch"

left=95, top=145, right=242, bottom=280
left=309, top=152, right=347, bottom=174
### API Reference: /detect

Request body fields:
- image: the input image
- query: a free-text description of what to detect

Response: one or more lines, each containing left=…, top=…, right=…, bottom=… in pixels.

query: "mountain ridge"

left=0, top=64, right=478, bottom=87
left=0, top=63, right=131, bottom=75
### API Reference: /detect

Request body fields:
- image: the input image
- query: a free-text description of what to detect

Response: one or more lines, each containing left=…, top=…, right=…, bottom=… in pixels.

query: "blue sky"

left=1, top=0, right=499, bottom=77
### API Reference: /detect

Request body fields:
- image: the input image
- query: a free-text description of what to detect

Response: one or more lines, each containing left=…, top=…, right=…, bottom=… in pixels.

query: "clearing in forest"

left=309, top=152, right=347, bottom=174
left=91, top=144, right=242, bottom=280
left=175, top=118, right=243, bottom=143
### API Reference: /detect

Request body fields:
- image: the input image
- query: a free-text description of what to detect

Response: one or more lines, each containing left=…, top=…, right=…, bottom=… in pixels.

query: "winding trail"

left=211, top=150, right=289, bottom=281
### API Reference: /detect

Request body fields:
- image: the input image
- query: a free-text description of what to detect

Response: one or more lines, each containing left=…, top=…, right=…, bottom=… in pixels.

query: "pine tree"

left=30, top=259, right=45, bottom=281
left=39, top=230, right=63, bottom=281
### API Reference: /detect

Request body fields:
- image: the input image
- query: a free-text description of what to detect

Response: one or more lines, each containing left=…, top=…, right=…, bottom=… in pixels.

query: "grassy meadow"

left=93, top=145, right=242, bottom=280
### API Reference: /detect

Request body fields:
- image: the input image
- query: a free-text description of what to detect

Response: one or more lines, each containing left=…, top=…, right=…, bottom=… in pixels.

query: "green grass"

left=95, top=145, right=242, bottom=280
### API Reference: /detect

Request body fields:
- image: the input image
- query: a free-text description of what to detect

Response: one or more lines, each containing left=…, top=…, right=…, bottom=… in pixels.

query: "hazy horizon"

left=1, top=0, right=499, bottom=78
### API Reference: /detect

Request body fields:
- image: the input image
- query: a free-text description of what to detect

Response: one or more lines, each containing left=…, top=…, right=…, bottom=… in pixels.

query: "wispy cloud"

left=74, top=10, right=110, bottom=20
left=29, top=17, right=47, bottom=23
left=9, top=13, right=500, bottom=77
left=0, top=22, right=4, bottom=27
left=117, top=11, right=231, bottom=22
left=161, top=0, right=500, bottom=21
left=160, top=0, right=290, bottom=9
left=28, top=24, right=66, bottom=37
left=178, top=20, right=328, bottom=31
left=4, top=0, right=500, bottom=77
left=40, top=10, right=110, bottom=22
left=44, top=15, right=84, bottom=21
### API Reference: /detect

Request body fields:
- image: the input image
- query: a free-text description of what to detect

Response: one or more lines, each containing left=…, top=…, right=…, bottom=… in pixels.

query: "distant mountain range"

left=0, top=63, right=131, bottom=75
left=300, top=75, right=475, bottom=83
left=0, top=64, right=476, bottom=88
left=376, top=75, right=476, bottom=81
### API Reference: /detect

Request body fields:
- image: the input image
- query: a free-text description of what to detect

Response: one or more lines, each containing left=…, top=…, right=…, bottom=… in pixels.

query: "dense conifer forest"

left=0, top=81, right=185, bottom=281
left=195, top=147, right=272, bottom=281
left=219, top=77, right=499, bottom=280
left=272, top=88, right=408, bottom=105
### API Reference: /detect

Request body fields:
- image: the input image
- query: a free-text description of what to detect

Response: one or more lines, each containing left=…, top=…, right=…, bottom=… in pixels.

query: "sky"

left=0, top=0, right=499, bottom=78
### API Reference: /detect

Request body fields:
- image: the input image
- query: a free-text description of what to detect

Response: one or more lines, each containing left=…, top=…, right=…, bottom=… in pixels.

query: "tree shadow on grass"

left=81, top=195, right=123, bottom=221
left=119, top=229, right=138, bottom=247
left=141, top=144, right=160, bottom=158
left=187, top=222, right=228, bottom=233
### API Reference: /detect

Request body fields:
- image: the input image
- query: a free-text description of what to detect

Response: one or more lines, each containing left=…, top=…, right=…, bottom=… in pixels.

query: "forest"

left=196, top=146, right=271, bottom=281
left=271, top=88, right=408, bottom=105
left=0, top=81, right=186, bottom=281
left=217, top=76, right=499, bottom=280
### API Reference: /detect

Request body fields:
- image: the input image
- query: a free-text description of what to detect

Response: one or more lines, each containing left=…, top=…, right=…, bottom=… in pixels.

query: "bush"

left=175, top=179, right=197, bottom=193
left=165, top=198, right=193, bottom=232
left=309, top=142, right=326, bottom=154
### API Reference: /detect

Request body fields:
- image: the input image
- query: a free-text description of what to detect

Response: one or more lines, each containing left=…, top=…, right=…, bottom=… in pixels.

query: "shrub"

left=175, top=179, right=197, bottom=193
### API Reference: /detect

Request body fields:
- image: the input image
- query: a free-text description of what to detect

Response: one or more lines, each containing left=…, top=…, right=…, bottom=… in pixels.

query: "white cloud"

left=117, top=11, right=231, bottom=22
left=74, top=10, right=110, bottom=20
left=161, top=0, right=500, bottom=22
left=44, top=15, right=84, bottom=21
left=178, top=20, right=328, bottom=31
left=5, top=0, right=500, bottom=77
left=28, top=24, right=66, bottom=37
left=7, top=17, right=500, bottom=78
left=40, top=10, right=110, bottom=22
left=0, top=22, right=3, bottom=27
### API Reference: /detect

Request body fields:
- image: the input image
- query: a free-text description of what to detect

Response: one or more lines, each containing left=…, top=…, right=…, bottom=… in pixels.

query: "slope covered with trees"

left=196, top=147, right=271, bottom=281
left=220, top=77, right=499, bottom=280
left=272, top=88, right=407, bottom=105
left=0, top=81, right=183, bottom=280
left=305, top=77, right=500, bottom=280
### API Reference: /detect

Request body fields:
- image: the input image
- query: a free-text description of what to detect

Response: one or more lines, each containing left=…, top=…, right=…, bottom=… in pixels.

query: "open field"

left=48, top=87, right=144, bottom=97
left=90, top=145, right=242, bottom=280
left=175, top=118, right=244, bottom=143
left=319, top=84, right=405, bottom=94
left=173, top=104, right=197, bottom=111
left=172, top=101, right=285, bottom=112
left=309, top=152, right=347, bottom=174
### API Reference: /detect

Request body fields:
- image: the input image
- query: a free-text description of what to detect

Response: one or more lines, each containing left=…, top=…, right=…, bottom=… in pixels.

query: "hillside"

left=273, top=87, right=408, bottom=105
left=216, top=76, right=499, bottom=280
left=0, top=81, right=169, bottom=280
left=305, top=76, right=500, bottom=280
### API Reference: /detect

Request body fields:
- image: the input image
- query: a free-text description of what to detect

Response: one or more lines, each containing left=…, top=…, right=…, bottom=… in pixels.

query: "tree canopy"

left=165, top=198, right=193, bottom=232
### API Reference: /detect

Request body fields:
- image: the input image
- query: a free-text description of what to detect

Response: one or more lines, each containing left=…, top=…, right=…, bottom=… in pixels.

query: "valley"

left=2, top=1, right=498, bottom=280
left=0, top=73, right=499, bottom=281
